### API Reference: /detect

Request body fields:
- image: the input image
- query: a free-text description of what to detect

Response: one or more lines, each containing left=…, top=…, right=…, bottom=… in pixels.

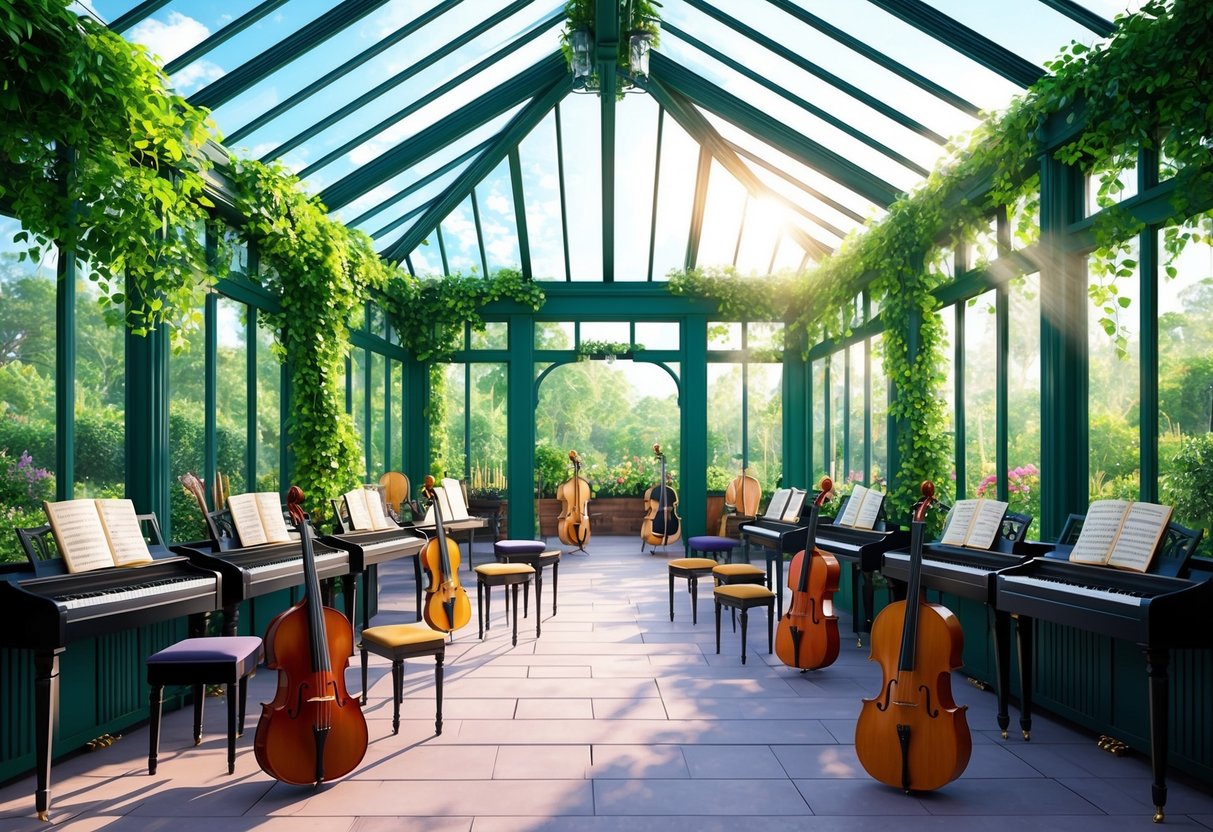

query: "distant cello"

left=420, top=475, right=471, bottom=634
left=719, top=461, right=761, bottom=536
left=855, top=481, right=971, bottom=792
left=556, top=450, right=592, bottom=553
left=640, top=444, right=681, bottom=552
left=255, top=487, right=368, bottom=786
left=774, top=477, right=840, bottom=672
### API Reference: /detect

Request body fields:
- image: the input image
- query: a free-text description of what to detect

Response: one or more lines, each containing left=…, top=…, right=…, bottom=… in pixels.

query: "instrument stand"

left=564, top=544, right=589, bottom=556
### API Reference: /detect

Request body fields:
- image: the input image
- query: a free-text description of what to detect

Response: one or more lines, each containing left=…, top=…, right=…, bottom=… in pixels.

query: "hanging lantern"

left=571, top=27, right=593, bottom=80
left=629, top=31, right=653, bottom=78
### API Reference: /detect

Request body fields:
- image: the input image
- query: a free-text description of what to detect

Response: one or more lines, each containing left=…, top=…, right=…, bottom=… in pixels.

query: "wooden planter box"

left=537, top=496, right=648, bottom=537
left=467, top=498, right=507, bottom=539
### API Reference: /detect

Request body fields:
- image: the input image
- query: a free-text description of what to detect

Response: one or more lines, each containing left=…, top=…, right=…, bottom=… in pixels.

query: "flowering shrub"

left=584, top=455, right=678, bottom=498
left=975, top=464, right=1041, bottom=525
left=0, top=449, right=56, bottom=563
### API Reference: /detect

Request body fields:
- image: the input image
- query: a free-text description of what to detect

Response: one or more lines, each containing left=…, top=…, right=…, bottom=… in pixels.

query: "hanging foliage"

left=0, top=0, right=216, bottom=342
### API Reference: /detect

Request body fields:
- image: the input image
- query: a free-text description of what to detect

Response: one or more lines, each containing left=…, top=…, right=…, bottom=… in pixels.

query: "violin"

left=640, top=443, right=682, bottom=551
left=774, top=477, right=840, bottom=671
left=254, top=486, right=368, bottom=786
left=855, top=481, right=971, bottom=792
left=420, top=475, right=471, bottom=633
left=556, top=450, right=592, bottom=552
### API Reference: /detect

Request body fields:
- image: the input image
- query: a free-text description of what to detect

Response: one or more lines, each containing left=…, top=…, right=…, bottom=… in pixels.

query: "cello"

left=719, top=460, right=761, bottom=536
left=774, top=477, right=841, bottom=672
left=855, top=481, right=971, bottom=792
left=556, top=450, right=592, bottom=552
left=255, top=486, right=368, bottom=786
left=420, top=475, right=472, bottom=633
left=640, top=443, right=682, bottom=552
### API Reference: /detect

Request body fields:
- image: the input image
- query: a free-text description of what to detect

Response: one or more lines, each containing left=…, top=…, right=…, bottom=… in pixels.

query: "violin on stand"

left=255, top=487, right=368, bottom=786
left=855, top=481, right=971, bottom=792
left=556, top=450, right=592, bottom=553
left=640, top=444, right=682, bottom=553
left=421, top=475, right=471, bottom=634
left=774, top=477, right=840, bottom=672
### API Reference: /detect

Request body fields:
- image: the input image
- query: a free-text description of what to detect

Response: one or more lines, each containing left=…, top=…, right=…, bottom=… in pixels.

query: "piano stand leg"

left=222, top=604, right=240, bottom=637
left=1144, top=646, right=1170, bottom=823
left=861, top=569, right=876, bottom=648
left=992, top=609, right=1011, bottom=739
left=34, top=649, right=62, bottom=822
left=1016, top=615, right=1034, bottom=741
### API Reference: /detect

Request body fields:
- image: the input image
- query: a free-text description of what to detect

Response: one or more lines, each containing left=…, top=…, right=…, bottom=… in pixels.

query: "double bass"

left=855, top=481, right=971, bottom=792
left=255, top=486, right=368, bottom=786
left=774, top=477, right=840, bottom=671
left=556, top=450, right=592, bottom=552
left=640, top=443, right=682, bottom=551
left=420, top=475, right=471, bottom=633
left=719, top=461, right=761, bottom=536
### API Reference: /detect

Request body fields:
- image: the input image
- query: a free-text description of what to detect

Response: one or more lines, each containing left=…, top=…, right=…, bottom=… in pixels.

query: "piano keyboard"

left=1001, top=574, right=1149, bottom=605
left=357, top=536, right=421, bottom=554
left=247, top=551, right=346, bottom=574
left=884, top=552, right=992, bottom=577
left=55, top=576, right=216, bottom=610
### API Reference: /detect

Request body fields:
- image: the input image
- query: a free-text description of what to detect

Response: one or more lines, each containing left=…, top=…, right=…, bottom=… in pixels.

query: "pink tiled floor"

left=3, top=536, right=1213, bottom=830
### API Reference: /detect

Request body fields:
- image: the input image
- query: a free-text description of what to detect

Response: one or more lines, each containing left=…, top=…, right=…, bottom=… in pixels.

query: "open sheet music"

left=419, top=478, right=472, bottom=526
left=43, top=499, right=154, bottom=573
left=227, top=492, right=292, bottom=547
left=1068, top=499, right=1173, bottom=573
left=939, top=498, right=1010, bottom=550
left=781, top=488, right=807, bottom=522
left=342, top=486, right=394, bottom=531
left=763, top=488, right=792, bottom=520
left=836, top=485, right=886, bottom=530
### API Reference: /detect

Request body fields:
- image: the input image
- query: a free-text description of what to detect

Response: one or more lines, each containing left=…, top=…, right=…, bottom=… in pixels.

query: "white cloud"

left=487, top=238, right=515, bottom=263
left=170, top=60, right=225, bottom=96
left=129, top=11, right=210, bottom=65
left=486, top=193, right=511, bottom=215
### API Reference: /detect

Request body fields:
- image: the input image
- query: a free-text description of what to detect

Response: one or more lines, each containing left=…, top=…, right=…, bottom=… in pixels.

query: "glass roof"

left=85, top=0, right=1141, bottom=282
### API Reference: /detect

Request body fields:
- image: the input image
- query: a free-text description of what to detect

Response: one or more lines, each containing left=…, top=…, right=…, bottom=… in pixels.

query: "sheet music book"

left=43, top=499, right=154, bottom=573
left=342, top=486, right=394, bottom=531
left=419, top=479, right=472, bottom=526
left=763, top=488, right=792, bottom=520
left=227, top=492, right=292, bottom=547
left=781, top=488, right=807, bottom=522
left=939, top=498, right=1009, bottom=550
left=1068, top=499, right=1173, bottom=573
left=836, top=485, right=886, bottom=530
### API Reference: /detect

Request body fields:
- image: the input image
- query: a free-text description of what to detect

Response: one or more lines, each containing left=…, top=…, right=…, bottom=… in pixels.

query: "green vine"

left=577, top=339, right=641, bottom=359
left=382, top=267, right=545, bottom=363
left=227, top=159, right=396, bottom=518
left=0, top=0, right=217, bottom=342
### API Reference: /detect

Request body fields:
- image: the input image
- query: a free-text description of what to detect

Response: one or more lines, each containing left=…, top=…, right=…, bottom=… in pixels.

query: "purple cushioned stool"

left=494, top=539, right=562, bottom=626
left=146, top=636, right=262, bottom=775
left=688, top=535, right=739, bottom=564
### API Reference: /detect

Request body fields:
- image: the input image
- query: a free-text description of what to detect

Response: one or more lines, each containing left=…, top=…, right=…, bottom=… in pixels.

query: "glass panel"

left=747, top=322, right=784, bottom=352
left=1085, top=158, right=1140, bottom=217
left=650, top=113, right=698, bottom=280
left=350, top=348, right=366, bottom=477
left=708, top=322, right=742, bottom=351
left=440, top=196, right=480, bottom=276
left=1008, top=273, right=1042, bottom=536
left=469, top=363, right=507, bottom=497
left=770, top=235, right=808, bottom=273
left=169, top=299, right=205, bottom=541
left=811, top=358, right=826, bottom=480
left=938, top=308, right=956, bottom=501
left=535, top=321, right=573, bottom=349
left=519, top=110, right=567, bottom=281
left=1088, top=244, right=1141, bottom=500
left=847, top=341, right=865, bottom=488
left=968, top=216, right=999, bottom=268
left=614, top=94, right=660, bottom=282
left=216, top=297, right=250, bottom=499
left=0, top=218, right=57, bottom=562
left=442, top=363, right=466, bottom=479
left=870, top=335, right=888, bottom=488
left=370, top=350, right=386, bottom=480
left=634, top=321, right=679, bottom=351
left=964, top=290, right=998, bottom=498
left=560, top=94, right=602, bottom=281
left=1009, top=188, right=1040, bottom=251
left=256, top=319, right=281, bottom=491
left=75, top=258, right=125, bottom=501
left=369, top=305, right=386, bottom=340
left=471, top=321, right=508, bottom=351
left=696, top=160, right=746, bottom=268
left=748, top=362, right=782, bottom=493
left=707, top=363, right=743, bottom=490
left=475, top=157, right=520, bottom=274
left=829, top=350, right=845, bottom=482
left=579, top=321, right=629, bottom=345
left=390, top=358, right=405, bottom=475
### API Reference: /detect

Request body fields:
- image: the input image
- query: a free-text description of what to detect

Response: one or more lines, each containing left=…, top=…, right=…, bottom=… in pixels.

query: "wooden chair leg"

left=740, top=607, right=750, bottom=665
left=434, top=653, right=444, bottom=736
left=391, top=659, right=403, bottom=736
left=714, top=601, right=722, bottom=655
left=226, top=682, right=237, bottom=774
left=510, top=583, right=520, bottom=647
left=360, top=643, right=370, bottom=705
left=148, top=684, right=163, bottom=775
left=690, top=575, right=699, bottom=625
left=192, top=684, right=204, bottom=746
left=477, top=578, right=485, bottom=640
left=668, top=572, right=675, bottom=621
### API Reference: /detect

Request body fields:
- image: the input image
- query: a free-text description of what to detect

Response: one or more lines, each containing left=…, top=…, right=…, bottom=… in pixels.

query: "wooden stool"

left=494, top=540, right=561, bottom=635
left=146, top=636, right=262, bottom=775
left=713, top=585, right=776, bottom=665
left=667, top=558, right=719, bottom=624
left=360, top=623, right=445, bottom=735
left=688, top=535, right=739, bottom=563
left=713, top=563, right=768, bottom=631
left=474, top=563, right=536, bottom=646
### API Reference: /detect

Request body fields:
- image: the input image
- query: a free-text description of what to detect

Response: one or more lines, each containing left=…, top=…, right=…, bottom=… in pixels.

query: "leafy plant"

left=577, top=340, right=641, bottom=359
left=1164, top=433, right=1213, bottom=555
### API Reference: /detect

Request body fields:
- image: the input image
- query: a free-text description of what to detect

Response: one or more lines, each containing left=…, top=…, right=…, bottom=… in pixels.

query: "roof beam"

left=726, top=140, right=866, bottom=225
left=226, top=0, right=462, bottom=145
left=866, top=0, right=1045, bottom=87
left=108, top=0, right=172, bottom=34
left=763, top=0, right=980, bottom=118
left=650, top=79, right=834, bottom=260
left=665, top=21, right=929, bottom=175
left=164, top=0, right=289, bottom=76
left=1036, top=0, right=1115, bottom=35
left=379, top=70, right=570, bottom=262
left=649, top=53, right=900, bottom=208
left=295, top=13, right=560, bottom=178
left=685, top=145, right=712, bottom=270
left=371, top=201, right=431, bottom=243
left=683, top=0, right=946, bottom=144
left=318, top=53, right=567, bottom=212
left=597, top=0, right=620, bottom=282
left=188, top=0, right=395, bottom=111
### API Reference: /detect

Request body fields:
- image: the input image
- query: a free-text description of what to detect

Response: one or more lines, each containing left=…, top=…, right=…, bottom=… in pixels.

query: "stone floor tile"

left=679, top=744, right=786, bottom=778
left=592, top=778, right=810, bottom=815
left=492, top=746, right=591, bottom=779
left=515, top=698, right=593, bottom=720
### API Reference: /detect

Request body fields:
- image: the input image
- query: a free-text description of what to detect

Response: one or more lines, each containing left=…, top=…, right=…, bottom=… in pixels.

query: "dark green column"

left=124, top=278, right=171, bottom=531
left=507, top=315, right=536, bottom=537
left=403, top=358, right=430, bottom=489
left=681, top=314, right=708, bottom=538
left=1038, top=155, right=1087, bottom=539
left=783, top=337, right=809, bottom=489
left=55, top=146, right=76, bottom=500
